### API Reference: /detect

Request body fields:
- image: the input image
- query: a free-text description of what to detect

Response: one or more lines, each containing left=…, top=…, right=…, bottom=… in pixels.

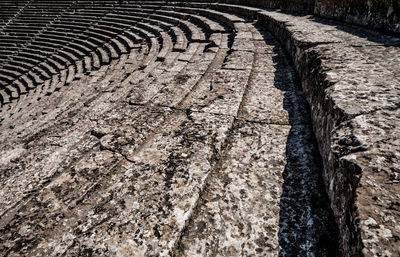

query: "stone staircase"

left=0, top=1, right=399, bottom=256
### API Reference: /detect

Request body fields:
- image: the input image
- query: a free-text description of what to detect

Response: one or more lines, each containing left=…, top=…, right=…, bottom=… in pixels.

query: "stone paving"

left=0, top=1, right=398, bottom=256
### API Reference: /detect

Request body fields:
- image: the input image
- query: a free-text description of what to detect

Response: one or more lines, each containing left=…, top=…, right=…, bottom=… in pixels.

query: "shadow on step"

left=262, top=31, right=340, bottom=256
left=279, top=123, right=339, bottom=256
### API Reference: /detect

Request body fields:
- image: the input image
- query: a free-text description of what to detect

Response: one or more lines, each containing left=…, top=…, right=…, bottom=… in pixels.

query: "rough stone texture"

left=185, top=1, right=400, bottom=256
left=0, top=1, right=399, bottom=257
left=176, top=122, right=337, bottom=257
left=315, top=0, right=400, bottom=34
left=0, top=1, right=339, bottom=256
left=280, top=0, right=315, bottom=13
left=247, top=6, right=400, bottom=257
left=220, top=0, right=315, bottom=13
left=332, top=109, right=400, bottom=257
left=179, top=0, right=400, bottom=34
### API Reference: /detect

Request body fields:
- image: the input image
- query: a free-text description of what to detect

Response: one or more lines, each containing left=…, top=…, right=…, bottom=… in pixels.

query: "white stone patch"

left=174, top=207, right=189, bottom=230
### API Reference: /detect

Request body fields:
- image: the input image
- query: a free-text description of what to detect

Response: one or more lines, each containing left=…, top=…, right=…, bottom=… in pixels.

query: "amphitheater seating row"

left=0, top=1, right=398, bottom=256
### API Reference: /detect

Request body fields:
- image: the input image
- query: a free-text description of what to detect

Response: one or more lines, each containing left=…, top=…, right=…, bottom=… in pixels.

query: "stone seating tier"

left=0, top=1, right=398, bottom=256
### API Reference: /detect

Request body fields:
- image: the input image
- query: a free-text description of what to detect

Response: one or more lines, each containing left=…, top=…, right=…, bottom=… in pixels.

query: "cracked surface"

left=1, top=1, right=398, bottom=257
left=247, top=5, right=400, bottom=257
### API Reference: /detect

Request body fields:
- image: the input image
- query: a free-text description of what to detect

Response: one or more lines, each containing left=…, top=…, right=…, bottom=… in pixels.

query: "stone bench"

left=0, top=1, right=398, bottom=256
left=183, top=2, right=400, bottom=256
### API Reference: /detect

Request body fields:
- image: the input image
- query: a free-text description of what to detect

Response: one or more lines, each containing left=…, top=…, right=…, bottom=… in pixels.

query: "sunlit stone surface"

left=0, top=1, right=398, bottom=256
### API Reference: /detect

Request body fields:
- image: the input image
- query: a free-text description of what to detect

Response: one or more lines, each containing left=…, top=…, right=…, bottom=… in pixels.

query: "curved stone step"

left=1, top=1, right=397, bottom=257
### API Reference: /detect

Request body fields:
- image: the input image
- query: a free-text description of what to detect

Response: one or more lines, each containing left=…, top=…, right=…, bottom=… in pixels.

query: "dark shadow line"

left=254, top=23, right=340, bottom=256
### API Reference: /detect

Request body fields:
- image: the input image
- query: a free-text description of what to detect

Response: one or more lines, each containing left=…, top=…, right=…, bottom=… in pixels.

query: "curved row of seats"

left=134, top=2, right=400, bottom=257
left=4, top=1, right=398, bottom=256
left=0, top=0, right=241, bottom=111
left=0, top=0, right=32, bottom=31
left=0, top=1, right=352, bottom=256
left=0, top=0, right=242, bottom=124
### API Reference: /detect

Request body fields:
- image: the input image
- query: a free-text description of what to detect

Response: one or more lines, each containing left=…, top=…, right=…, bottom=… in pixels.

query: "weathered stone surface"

left=180, top=69, right=251, bottom=116
left=314, top=0, right=400, bottom=34
left=249, top=6, right=400, bottom=257
left=177, top=122, right=338, bottom=256
left=201, top=0, right=400, bottom=34
left=331, top=109, right=400, bottom=257
left=0, top=1, right=399, bottom=257
left=0, top=4, right=334, bottom=256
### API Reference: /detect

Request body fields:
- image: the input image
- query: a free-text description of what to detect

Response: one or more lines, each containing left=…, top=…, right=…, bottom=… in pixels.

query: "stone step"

left=1, top=1, right=398, bottom=256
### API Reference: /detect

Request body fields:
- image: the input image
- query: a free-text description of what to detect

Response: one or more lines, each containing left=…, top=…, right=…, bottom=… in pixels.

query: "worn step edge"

left=199, top=3, right=399, bottom=257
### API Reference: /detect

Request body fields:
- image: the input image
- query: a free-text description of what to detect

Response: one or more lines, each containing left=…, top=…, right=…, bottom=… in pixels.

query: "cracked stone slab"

left=150, top=74, right=203, bottom=107
left=209, top=33, right=230, bottom=49
left=354, top=45, right=400, bottom=76
left=127, top=73, right=178, bottom=105
left=223, top=4, right=400, bottom=256
left=0, top=105, right=173, bottom=231
left=231, top=37, right=254, bottom=52
left=232, top=29, right=254, bottom=51
left=222, top=50, right=254, bottom=70
left=0, top=109, right=235, bottom=256
left=6, top=2, right=400, bottom=256
left=331, top=108, right=400, bottom=257
left=257, top=11, right=341, bottom=47
left=0, top=130, right=99, bottom=220
left=56, top=112, right=231, bottom=256
left=177, top=121, right=338, bottom=257
left=0, top=49, right=147, bottom=138
left=296, top=42, right=400, bottom=167
left=95, top=105, right=175, bottom=160
left=310, top=18, right=400, bottom=46
left=301, top=43, right=400, bottom=119
left=238, top=51, right=310, bottom=125
left=238, top=71, right=292, bottom=123
left=180, top=69, right=250, bottom=116
left=186, top=51, right=219, bottom=74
